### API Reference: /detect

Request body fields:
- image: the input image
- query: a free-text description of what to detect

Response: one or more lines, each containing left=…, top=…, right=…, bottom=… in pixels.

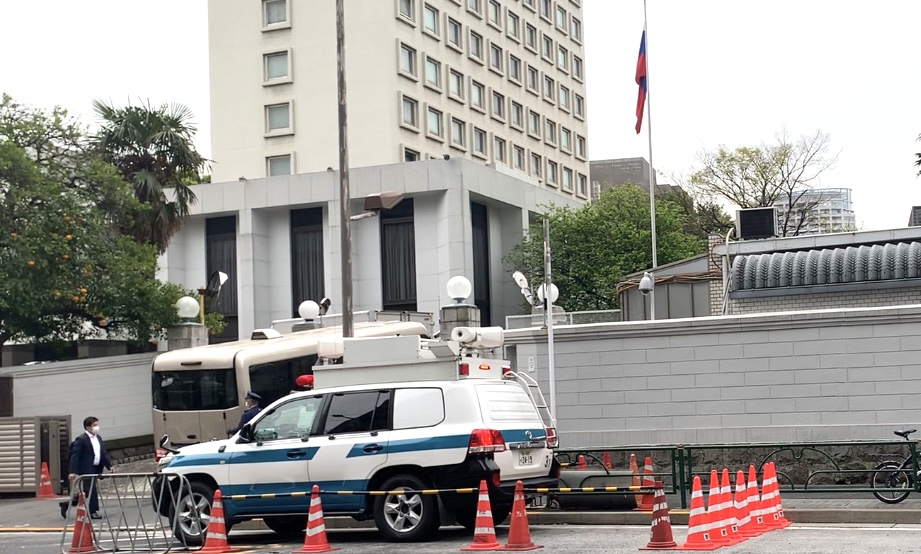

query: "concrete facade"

left=504, top=304, right=921, bottom=447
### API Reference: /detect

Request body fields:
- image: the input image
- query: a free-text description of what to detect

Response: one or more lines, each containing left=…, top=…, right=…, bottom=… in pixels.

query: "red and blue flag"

left=635, top=30, right=647, bottom=134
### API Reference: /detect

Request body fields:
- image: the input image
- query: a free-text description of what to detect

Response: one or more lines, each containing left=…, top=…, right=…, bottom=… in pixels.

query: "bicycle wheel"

left=871, top=461, right=912, bottom=504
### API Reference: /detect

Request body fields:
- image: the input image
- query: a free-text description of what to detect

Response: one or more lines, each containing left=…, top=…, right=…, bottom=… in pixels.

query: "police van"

left=155, top=326, right=560, bottom=543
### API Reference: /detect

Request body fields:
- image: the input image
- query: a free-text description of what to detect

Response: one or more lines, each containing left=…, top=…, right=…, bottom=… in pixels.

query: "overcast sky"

left=1, top=1, right=919, bottom=231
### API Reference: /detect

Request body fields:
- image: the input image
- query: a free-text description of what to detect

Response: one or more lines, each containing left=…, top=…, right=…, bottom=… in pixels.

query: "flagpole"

left=643, top=0, right=658, bottom=321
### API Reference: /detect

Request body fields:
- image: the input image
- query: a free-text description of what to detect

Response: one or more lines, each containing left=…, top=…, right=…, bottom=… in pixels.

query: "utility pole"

left=336, top=0, right=353, bottom=337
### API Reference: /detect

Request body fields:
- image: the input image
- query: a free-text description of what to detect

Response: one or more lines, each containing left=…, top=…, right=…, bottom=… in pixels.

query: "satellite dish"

left=204, top=271, right=229, bottom=312
left=512, top=271, right=529, bottom=289
left=318, top=297, right=331, bottom=316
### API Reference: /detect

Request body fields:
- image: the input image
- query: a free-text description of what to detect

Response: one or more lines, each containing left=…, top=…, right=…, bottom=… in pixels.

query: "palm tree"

left=93, top=100, right=207, bottom=254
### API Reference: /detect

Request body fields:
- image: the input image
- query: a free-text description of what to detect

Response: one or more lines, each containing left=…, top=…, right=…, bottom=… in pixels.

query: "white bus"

left=151, top=319, right=431, bottom=449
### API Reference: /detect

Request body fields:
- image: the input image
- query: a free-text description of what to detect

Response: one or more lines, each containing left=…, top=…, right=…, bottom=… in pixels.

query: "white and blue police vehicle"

left=155, top=326, right=559, bottom=543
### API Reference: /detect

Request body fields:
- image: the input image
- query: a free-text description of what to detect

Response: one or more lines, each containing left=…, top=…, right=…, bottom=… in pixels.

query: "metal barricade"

left=60, top=472, right=202, bottom=554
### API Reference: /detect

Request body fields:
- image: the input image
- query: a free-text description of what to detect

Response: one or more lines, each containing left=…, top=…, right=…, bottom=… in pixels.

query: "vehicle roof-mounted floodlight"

left=451, top=326, right=504, bottom=349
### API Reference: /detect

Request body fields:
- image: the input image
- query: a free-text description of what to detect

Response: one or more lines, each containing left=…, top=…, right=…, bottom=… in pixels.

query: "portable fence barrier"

left=59, top=472, right=201, bottom=554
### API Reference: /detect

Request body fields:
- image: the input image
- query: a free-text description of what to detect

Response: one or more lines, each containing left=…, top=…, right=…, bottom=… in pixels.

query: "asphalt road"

left=8, top=524, right=921, bottom=554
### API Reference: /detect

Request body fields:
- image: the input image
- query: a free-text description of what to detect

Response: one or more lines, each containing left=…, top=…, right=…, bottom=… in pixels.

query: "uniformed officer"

left=228, top=391, right=262, bottom=436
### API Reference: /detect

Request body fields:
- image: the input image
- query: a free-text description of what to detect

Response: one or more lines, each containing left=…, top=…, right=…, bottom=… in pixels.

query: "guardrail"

left=557, top=439, right=920, bottom=508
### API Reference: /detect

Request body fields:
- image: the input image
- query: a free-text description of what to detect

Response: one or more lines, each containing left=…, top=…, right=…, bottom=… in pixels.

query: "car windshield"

left=152, top=369, right=238, bottom=411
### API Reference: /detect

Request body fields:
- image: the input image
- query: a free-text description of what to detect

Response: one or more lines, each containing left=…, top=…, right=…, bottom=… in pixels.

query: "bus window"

left=248, top=355, right=317, bottom=407
left=153, top=369, right=237, bottom=411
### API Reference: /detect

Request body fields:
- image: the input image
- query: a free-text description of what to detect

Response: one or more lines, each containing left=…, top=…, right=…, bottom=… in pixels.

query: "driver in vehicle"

left=227, top=391, right=262, bottom=436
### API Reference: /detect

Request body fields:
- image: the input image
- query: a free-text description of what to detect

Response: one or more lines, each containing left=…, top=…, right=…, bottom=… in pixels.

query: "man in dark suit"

left=228, top=391, right=262, bottom=436
left=59, top=416, right=114, bottom=519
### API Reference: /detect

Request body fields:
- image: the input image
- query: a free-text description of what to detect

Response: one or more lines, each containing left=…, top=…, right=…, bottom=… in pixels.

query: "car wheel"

left=373, top=474, right=439, bottom=542
left=169, top=481, right=218, bottom=547
left=263, top=515, right=306, bottom=536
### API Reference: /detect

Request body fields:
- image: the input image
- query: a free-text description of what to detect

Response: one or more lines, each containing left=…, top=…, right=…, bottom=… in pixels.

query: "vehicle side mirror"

left=159, top=435, right=170, bottom=448
left=238, top=423, right=253, bottom=442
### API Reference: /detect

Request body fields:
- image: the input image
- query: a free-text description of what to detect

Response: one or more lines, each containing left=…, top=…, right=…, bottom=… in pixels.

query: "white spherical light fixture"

left=537, top=283, right=560, bottom=304
left=298, top=300, right=321, bottom=320
left=176, top=296, right=200, bottom=320
left=446, top=276, right=473, bottom=304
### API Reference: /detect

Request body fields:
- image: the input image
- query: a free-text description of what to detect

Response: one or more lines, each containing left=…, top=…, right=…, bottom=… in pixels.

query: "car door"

left=225, top=395, right=323, bottom=516
left=309, top=390, right=392, bottom=511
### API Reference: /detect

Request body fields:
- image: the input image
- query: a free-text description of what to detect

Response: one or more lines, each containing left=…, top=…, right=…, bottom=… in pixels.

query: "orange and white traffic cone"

left=679, top=476, right=717, bottom=550
left=745, top=464, right=769, bottom=535
left=630, top=454, right=642, bottom=509
left=577, top=455, right=586, bottom=470
left=200, top=489, right=238, bottom=553
left=705, top=470, right=730, bottom=546
left=762, top=462, right=790, bottom=529
left=498, top=480, right=541, bottom=551
left=734, top=470, right=758, bottom=537
left=635, top=457, right=655, bottom=511
left=292, top=485, right=338, bottom=553
left=67, top=492, right=96, bottom=554
left=640, top=481, right=677, bottom=550
left=718, top=469, right=745, bottom=544
left=37, top=462, right=56, bottom=499
left=602, top=451, right=612, bottom=470
left=461, top=480, right=502, bottom=551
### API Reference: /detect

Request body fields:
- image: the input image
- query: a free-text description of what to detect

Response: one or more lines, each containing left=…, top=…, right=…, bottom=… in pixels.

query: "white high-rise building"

left=772, top=187, right=857, bottom=235
left=208, top=0, right=590, bottom=197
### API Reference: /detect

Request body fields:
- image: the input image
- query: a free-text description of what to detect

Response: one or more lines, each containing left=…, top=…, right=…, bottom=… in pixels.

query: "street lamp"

left=298, top=300, right=321, bottom=321
left=446, top=276, right=473, bottom=304
left=176, top=296, right=199, bottom=323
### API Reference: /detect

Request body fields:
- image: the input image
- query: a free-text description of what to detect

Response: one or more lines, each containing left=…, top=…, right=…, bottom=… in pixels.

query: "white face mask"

left=91, top=426, right=100, bottom=434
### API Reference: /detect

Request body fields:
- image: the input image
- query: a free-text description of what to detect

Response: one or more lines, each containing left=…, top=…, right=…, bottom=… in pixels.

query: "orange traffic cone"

left=498, top=480, right=541, bottom=551
left=602, top=451, right=612, bottom=470
left=762, top=462, right=790, bottom=529
left=745, top=465, right=769, bottom=535
left=293, top=485, right=339, bottom=553
left=461, top=480, right=502, bottom=551
left=640, top=481, right=677, bottom=550
left=67, top=492, right=96, bottom=554
left=718, top=469, right=745, bottom=544
left=577, top=455, right=586, bottom=470
left=734, top=470, right=758, bottom=537
left=200, top=489, right=238, bottom=553
left=630, top=454, right=642, bottom=509
left=635, top=456, right=655, bottom=511
left=679, top=476, right=717, bottom=550
left=37, top=462, right=56, bottom=499
left=705, top=470, right=730, bottom=546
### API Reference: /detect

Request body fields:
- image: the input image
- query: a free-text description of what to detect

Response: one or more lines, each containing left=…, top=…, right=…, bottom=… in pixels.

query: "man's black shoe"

left=59, top=501, right=68, bottom=519
left=90, top=513, right=102, bottom=520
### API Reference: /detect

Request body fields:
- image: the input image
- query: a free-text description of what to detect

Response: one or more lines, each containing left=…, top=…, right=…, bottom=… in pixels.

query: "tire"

left=169, top=481, right=218, bottom=546
left=373, top=474, right=440, bottom=542
left=871, top=461, right=912, bottom=504
left=263, top=515, right=306, bottom=536
left=456, top=503, right=511, bottom=530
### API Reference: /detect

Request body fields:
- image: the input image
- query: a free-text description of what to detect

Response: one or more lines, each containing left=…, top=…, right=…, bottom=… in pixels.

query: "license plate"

left=518, top=450, right=533, bottom=465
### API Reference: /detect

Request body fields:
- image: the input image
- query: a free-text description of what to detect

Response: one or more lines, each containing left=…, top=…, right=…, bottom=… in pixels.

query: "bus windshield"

left=153, top=368, right=238, bottom=411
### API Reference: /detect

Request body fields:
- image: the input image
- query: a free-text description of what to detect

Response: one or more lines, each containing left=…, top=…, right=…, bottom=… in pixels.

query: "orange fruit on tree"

left=26, top=260, right=35, bottom=267
left=65, top=235, right=73, bottom=240
left=62, top=254, right=69, bottom=260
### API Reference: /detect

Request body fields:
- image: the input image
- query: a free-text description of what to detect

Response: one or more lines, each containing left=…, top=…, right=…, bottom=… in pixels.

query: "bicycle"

left=870, top=429, right=920, bottom=504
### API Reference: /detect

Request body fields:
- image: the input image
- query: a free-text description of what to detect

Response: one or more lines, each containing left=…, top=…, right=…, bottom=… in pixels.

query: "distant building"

left=771, top=187, right=856, bottom=235
left=589, top=157, right=684, bottom=199
left=909, top=206, right=921, bottom=227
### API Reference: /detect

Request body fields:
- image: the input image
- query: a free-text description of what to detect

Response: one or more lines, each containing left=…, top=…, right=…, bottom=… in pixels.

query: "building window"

left=467, top=0, right=482, bottom=16
left=399, top=43, right=417, bottom=78
left=403, top=147, right=421, bottom=162
left=513, top=145, right=525, bottom=170
left=547, top=160, right=558, bottom=185
left=576, top=134, right=586, bottom=159
left=469, top=31, right=483, bottom=62
left=488, top=0, right=501, bottom=28
left=523, top=0, right=536, bottom=11
left=510, top=101, right=524, bottom=129
left=265, top=102, right=292, bottom=134
left=448, top=69, right=465, bottom=101
left=555, top=5, right=567, bottom=31
left=401, top=95, right=419, bottom=129
left=539, top=0, right=551, bottom=21
left=426, top=106, right=443, bottom=139
left=472, top=127, right=487, bottom=158
left=543, top=75, right=555, bottom=103
left=559, top=85, right=570, bottom=111
left=447, top=17, right=463, bottom=50
left=508, top=54, right=522, bottom=84
left=527, top=110, right=541, bottom=138
left=398, top=0, right=415, bottom=22
left=557, top=45, right=569, bottom=71
left=470, top=80, right=486, bottom=112
left=494, top=136, right=506, bottom=163
left=263, top=0, right=288, bottom=27
left=571, top=16, right=582, bottom=42
left=381, top=198, right=417, bottom=311
left=541, top=34, right=554, bottom=61
left=267, top=154, right=292, bottom=176
left=526, top=65, right=539, bottom=94
left=471, top=202, right=491, bottom=325
left=206, top=216, right=238, bottom=342
left=507, top=11, right=520, bottom=40
left=290, top=208, right=324, bottom=318
left=424, top=56, right=442, bottom=90
left=574, top=93, right=585, bottom=119
left=525, top=23, right=537, bottom=52
left=577, top=173, right=588, bottom=197
left=562, top=167, right=573, bottom=191
left=489, top=43, right=503, bottom=73
left=423, top=3, right=439, bottom=35
left=530, top=152, right=542, bottom=178
left=573, top=55, right=584, bottom=81
left=545, top=119, right=557, bottom=145
left=560, top=127, right=571, bottom=152
left=491, top=91, right=506, bottom=120
left=451, top=117, right=466, bottom=148
left=264, top=51, right=290, bottom=82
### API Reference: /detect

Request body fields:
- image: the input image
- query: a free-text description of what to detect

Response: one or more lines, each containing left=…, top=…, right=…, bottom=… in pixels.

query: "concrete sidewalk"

left=2, top=494, right=919, bottom=533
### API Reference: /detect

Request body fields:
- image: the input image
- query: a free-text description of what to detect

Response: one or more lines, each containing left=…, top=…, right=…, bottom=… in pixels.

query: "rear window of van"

left=475, top=384, right=541, bottom=424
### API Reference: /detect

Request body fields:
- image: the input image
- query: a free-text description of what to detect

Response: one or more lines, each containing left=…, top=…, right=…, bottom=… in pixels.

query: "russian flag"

left=635, top=30, right=647, bottom=134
